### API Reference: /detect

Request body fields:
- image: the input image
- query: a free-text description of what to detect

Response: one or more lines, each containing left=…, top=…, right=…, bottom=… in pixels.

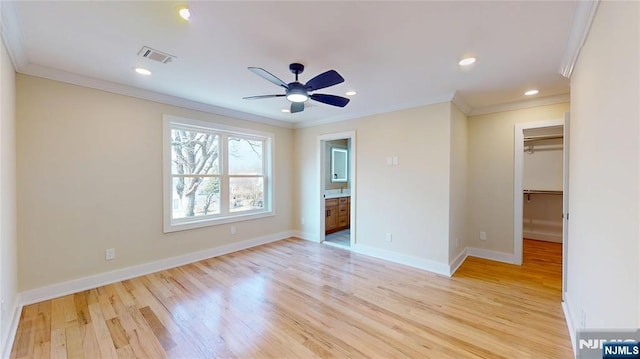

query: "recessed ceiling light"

left=458, top=57, right=476, bottom=66
left=281, top=109, right=290, bottom=113
left=346, top=91, right=357, bottom=96
left=524, top=89, right=539, bottom=96
left=179, top=7, right=191, bottom=21
left=134, top=67, right=151, bottom=75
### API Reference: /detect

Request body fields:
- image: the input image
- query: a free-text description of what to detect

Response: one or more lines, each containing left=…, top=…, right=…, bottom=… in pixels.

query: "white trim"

left=466, top=247, right=516, bottom=264
left=522, top=231, right=562, bottom=243
left=514, top=119, right=564, bottom=265
left=0, top=1, right=27, bottom=70
left=19, top=231, right=292, bottom=306
left=451, top=91, right=472, bottom=115
left=1, top=296, right=22, bottom=359
left=470, top=94, right=570, bottom=117
left=162, top=115, right=275, bottom=233
left=562, top=292, right=578, bottom=356
left=448, top=248, right=468, bottom=276
left=352, top=244, right=451, bottom=277
left=559, top=0, right=600, bottom=78
left=562, top=302, right=577, bottom=356
left=291, top=230, right=320, bottom=243
left=297, top=94, right=455, bottom=129
left=20, top=64, right=294, bottom=129
left=318, top=131, right=357, bottom=247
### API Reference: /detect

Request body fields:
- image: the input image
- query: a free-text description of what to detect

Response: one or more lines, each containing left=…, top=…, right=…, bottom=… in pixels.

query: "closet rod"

left=523, top=189, right=563, bottom=195
left=524, top=135, right=563, bottom=142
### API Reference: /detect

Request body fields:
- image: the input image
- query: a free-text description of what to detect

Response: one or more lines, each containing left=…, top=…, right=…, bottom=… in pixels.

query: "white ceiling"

left=2, top=1, right=577, bottom=127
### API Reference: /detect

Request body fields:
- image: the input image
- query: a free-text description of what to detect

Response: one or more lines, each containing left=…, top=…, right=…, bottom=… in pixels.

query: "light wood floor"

left=10, top=238, right=572, bottom=358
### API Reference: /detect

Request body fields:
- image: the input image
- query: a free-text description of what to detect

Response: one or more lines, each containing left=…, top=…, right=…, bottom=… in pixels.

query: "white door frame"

left=513, top=118, right=565, bottom=265
left=561, top=112, right=570, bottom=299
left=318, top=131, right=356, bottom=246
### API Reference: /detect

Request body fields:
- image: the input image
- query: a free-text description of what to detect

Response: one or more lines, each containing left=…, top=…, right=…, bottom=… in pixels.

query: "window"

left=163, top=115, right=273, bottom=232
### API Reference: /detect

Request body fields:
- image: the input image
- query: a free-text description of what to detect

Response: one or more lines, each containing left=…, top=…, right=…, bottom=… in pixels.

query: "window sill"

left=163, top=211, right=275, bottom=233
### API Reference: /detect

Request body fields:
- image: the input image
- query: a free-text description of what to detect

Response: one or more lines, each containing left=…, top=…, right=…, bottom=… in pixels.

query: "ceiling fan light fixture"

left=286, top=87, right=308, bottom=103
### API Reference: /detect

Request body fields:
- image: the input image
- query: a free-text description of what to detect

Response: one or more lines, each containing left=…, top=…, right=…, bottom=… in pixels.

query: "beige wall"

left=449, top=103, right=467, bottom=261
left=466, top=102, right=569, bottom=253
left=566, top=0, right=639, bottom=330
left=0, top=37, right=18, bottom=351
left=16, top=74, right=294, bottom=291
left=294, top=103, right=452, bottom=265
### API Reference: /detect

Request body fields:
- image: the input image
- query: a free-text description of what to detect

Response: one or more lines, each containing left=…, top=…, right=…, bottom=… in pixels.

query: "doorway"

left=318, top=131, right=356, bottom=248
left=514, top=116, right=569, bottom=299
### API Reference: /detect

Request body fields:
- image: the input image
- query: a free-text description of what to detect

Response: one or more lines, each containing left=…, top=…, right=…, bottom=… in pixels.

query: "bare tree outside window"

left=170, top=129, right=266, bottom=219
left=171, top=129, right=220, bottom=218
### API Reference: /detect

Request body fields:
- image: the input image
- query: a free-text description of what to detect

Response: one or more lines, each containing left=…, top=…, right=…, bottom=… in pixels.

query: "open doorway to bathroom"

left=319, top=131, right=356, bottom=248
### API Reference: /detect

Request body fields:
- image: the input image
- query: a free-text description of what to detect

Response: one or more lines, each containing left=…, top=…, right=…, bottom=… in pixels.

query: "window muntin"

left=164, top=116, right=273, bottom=232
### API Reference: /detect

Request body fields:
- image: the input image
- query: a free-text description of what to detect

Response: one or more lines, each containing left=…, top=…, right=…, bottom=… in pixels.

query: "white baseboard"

left=2, top=295, right=22, bottom=359
left=448, top=249, right=468, bottom=275
left=523, top=231, right=562, bottom=243
left=466, top=247, right=516, bottom=264
left=291, top=230, right=320, bottom=242
left=562, top=292, right=578, bottom=357
left=20, top=231, right=293, bottom=306
left=352, top=244, right=450, bottom=277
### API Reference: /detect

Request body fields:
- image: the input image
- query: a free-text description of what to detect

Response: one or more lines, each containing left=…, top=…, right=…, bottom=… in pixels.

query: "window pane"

left=171, top=129, right=220, bottom=175
left=230, top=177, right=264, bottom=212
left=228, top=137, right=263, bottom=175
left=172, top=176, right=220, bottom=219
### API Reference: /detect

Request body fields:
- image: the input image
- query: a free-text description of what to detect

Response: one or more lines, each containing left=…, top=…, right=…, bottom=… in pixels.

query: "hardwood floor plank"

left=10, top=238, right=572, bottom=358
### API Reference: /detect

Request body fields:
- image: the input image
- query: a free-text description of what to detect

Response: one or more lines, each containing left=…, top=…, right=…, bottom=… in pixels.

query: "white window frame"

left=163, top=114, right=274, bottom=233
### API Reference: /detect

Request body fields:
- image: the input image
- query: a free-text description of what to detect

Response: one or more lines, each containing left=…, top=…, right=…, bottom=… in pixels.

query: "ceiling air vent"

left=137, top=46, right=176, bottom=64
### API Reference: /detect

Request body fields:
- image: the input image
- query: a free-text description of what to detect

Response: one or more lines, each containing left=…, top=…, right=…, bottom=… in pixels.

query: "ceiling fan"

left=243, top=63, right=350, bottom=113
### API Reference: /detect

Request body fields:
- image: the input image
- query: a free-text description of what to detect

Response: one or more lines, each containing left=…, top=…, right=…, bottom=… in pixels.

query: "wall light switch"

left=392, top=156, right=399, bottom=165
left=385, top=233, right=393, bottom=242
left=479, top=232, right=487, bottom=240
left=386, top=157, right=393, bottom=165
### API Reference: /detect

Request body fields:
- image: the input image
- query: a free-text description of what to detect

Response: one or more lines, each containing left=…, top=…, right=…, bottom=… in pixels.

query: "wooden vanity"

left=325, top=196, right=350, bottom=234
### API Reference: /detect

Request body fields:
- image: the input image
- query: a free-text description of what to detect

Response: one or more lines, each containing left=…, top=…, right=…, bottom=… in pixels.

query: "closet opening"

left=514, top=117, right=569, bottom=302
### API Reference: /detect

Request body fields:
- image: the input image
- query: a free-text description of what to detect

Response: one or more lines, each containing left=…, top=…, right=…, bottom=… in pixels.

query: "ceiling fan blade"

left=243, top=94, right=285, bottom=100
left=248, top=67, right=289, bottom=89
left=310, top=94, right=350, bottom=107
left=290, top=102, right=304, bottom=113
left=305, top=70, right=345, bottom=91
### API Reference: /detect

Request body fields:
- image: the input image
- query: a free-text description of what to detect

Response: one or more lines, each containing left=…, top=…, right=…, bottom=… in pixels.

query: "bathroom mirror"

left=331, top=147, right=348, bottom=182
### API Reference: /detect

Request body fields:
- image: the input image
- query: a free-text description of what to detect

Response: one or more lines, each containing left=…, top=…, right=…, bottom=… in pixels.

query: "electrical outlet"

left=479, top=231, right=487, bottom=240
left=301, top=217, right=305, bottom=225
left=106, top=248, right=115, bottom=261
left=384, top=233, right=393, bottom=242
left=230, top=226, right=237, bottom=235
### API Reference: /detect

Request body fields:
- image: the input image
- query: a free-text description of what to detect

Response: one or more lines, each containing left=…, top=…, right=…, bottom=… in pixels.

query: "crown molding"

left=469, top=93, right=570, bottom=117
left=20, top=64, right=294, bottom=129
left=0, top=1, right=27, bottom=70
left=451, top=91, right=471, bottom=115
left=294, top=93, right=455, bottom=129
left=559, top=0, right=600, bottom=78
